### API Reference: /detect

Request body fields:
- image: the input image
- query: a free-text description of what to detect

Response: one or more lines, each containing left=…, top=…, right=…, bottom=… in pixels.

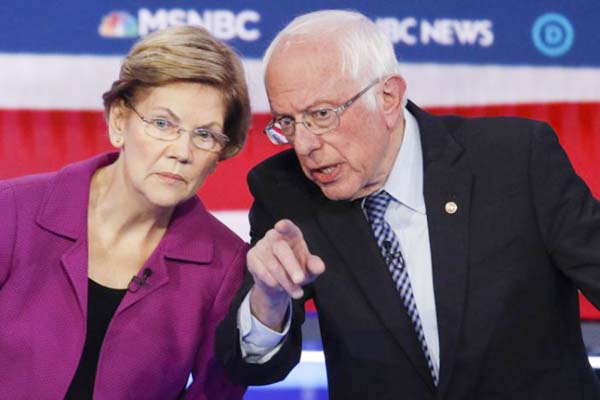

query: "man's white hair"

left=263, top=10, right=403, bottom=108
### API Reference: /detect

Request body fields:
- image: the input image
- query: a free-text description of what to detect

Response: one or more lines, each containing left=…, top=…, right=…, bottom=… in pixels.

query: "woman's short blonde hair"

left=103, top=25, right=250, bottom=160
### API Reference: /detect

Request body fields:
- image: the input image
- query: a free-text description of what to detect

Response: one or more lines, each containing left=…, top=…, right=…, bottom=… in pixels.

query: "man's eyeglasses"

left=263, top=79, right=379, bottom=145
left=124, top=99, right=229, bottom=153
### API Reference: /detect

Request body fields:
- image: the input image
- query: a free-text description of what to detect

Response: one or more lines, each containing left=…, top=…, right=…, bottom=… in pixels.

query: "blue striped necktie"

left=364, top=190, right=438, bottom=386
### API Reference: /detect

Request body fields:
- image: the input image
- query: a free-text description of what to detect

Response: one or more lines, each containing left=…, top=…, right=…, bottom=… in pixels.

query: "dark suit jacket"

left=216, top=102, right=600, bottom=399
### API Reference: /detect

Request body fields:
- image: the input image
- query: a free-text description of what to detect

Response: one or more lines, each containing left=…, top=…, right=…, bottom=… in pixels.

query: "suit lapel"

left=302, top=102, right=471, bottom=391
left=413, top=102, right=472, bottom=395
left=316, top=199, right=434, bottom=388
left=425, top=163, right=471, bottom=394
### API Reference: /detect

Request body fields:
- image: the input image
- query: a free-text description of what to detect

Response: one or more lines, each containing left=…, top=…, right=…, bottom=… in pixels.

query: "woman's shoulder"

left=0, top=171, right=60, bottom=233
left=169, top=196, right=248, bottom=262
left=0, top=170, right=57, bottom=200
left=191, top=199, right=247, bottom=250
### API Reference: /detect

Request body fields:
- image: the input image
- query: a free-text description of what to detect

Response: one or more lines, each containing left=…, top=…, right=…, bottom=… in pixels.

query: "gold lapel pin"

left=445, top=201, right=458, bottom=214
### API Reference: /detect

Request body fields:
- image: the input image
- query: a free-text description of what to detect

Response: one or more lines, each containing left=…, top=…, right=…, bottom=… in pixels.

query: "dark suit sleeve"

left=0, top=184, right=17, bottom=289
left=528, top=122, right=600, bottom=307
left=214, top=168, right=306, bottom=385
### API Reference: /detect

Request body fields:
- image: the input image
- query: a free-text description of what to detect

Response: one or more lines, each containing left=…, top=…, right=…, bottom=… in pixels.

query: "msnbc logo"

left=98, top=9, right=261, bottom=41
left=99, top=11, right=138, bottom=38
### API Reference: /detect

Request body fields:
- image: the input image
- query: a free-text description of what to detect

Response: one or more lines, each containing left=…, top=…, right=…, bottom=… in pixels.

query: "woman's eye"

left=152, top=118, right=172, bottom=129
left=195, top=130, right=213, bottom=140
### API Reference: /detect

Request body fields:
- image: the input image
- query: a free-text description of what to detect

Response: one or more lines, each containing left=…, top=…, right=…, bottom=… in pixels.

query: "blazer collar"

left=408, top=101, right=472, bottom=394
left=36, top=151, right=213, bottom=264
left=383, top=107, right=425, bottom=214
left=159, top=196, right=214, bottom=265
left=407, top=100, right=464, bottom=167
left=36, top=152, right=117, bottom=241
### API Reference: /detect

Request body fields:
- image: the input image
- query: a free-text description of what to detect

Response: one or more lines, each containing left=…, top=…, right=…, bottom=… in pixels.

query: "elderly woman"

left=0, top=26, right=250, bottom=399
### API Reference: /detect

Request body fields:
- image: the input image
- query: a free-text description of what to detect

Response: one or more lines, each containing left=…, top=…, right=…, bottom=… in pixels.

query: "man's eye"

left=152, top=118, right=173, bottom=130
left=313, top=109, right=334, bottom=120
left=277, top=117, right=295, bottom=128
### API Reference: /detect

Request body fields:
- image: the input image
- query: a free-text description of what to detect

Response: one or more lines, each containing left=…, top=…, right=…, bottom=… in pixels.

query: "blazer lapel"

left=38, top=153, right=119, bottom=319
left=60, top=239, right=89, bottom=318
left=413, top=102, right=472, bottom=395
left=115, top=249, right=171, bottom=315
left=115, top=197, right=213, bottom=315
left=316, top=199, right=435, bottom=388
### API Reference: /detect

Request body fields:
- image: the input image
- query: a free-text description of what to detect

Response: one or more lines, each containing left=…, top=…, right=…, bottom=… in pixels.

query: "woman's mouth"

left=156, top=172, right=186, bottom=183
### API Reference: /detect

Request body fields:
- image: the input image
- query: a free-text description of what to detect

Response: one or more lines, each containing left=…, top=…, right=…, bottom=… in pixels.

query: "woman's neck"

left=88, top=161, right=173, bottom=244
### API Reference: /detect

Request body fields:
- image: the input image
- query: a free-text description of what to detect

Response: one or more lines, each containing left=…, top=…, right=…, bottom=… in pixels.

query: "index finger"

left=273, top=219, right=310, bottom=267
left=273, top=219, right=303, bottom=242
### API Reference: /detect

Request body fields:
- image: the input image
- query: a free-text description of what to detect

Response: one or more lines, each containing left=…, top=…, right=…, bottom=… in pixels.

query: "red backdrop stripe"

left=2, top=102, right=599, bottom=317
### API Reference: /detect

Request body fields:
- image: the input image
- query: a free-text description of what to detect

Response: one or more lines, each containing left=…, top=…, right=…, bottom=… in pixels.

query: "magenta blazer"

left=0, top=153, right=247, bottom=399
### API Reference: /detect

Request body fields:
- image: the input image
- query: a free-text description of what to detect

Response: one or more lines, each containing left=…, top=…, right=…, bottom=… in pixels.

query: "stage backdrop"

left=1, top=0, right=599, bottom=318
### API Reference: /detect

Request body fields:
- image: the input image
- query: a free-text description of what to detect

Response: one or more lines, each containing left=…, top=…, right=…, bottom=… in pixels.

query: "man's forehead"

left=273, top=34, right=334, bottom=57
left=266, top=75, right=353, bottom=116
left=267, top=37, right=342, bottom=76
left=265, top=49, right=356, bottom=113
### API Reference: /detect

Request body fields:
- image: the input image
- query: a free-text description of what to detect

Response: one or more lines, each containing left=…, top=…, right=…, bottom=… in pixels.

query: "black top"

left=64, top=279, right=127, bottom=399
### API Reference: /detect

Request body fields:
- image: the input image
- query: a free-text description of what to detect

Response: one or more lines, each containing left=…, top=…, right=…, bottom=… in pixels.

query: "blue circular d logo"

left=532, top=13, right=574, bottom=57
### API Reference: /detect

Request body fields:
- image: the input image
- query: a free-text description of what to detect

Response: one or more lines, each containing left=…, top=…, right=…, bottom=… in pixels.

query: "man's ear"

left=380, top=75, right=407, bottom=128
left=108, top=99, right=127, bottom=148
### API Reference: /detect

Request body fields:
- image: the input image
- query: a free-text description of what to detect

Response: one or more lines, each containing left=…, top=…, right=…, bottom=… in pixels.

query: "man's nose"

left=292, top=123, right=322, bottom=156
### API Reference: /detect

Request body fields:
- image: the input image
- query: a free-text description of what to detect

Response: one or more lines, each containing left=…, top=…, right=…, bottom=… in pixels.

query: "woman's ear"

left=108, top=99, right=127, bottom=148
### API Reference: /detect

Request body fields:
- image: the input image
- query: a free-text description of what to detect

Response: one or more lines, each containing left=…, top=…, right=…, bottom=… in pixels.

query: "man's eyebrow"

left=272, top=111, right=294, bottom=119
left=271, top=97, right=336, bottom=117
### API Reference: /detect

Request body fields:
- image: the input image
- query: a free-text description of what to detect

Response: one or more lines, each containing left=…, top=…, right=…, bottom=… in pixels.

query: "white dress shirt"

left=238, top=108, right=440, bottom=375
left=377, top=108, right=440, bottom=376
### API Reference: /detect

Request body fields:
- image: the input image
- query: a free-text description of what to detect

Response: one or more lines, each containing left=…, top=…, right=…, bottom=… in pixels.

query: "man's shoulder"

left=250, top=149, right=302, bottom=177
left=248, top=148, right=312, bottom=189
left=247, top=149, right=323, bottom=208
left=458, top=114, right=547, bottom=134
left=432, top=111, right=550, bottom=145
left=453, top=115, right=553, bottom=162
left=410, top=102, right=558, bottom=178
left=410, top=101, right=549, bottom=141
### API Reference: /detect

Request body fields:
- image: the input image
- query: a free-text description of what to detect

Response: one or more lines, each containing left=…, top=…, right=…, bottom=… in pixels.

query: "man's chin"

left=318, top=183, right=355, bottom=202
left=319, top=181, right=381, bottom=202
left=305, top=171, right=364, bottom=201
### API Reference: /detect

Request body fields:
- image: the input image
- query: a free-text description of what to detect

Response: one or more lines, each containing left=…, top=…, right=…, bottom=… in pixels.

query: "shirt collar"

left=383, top=107, right=426, bottom=214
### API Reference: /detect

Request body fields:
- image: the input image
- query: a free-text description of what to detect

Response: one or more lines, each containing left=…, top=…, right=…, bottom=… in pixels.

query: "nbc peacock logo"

left=98, top=11, right=138, bottom=38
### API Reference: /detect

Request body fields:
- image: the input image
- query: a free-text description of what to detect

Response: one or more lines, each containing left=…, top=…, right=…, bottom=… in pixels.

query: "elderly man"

left=216, top=9, right=600, bottom=400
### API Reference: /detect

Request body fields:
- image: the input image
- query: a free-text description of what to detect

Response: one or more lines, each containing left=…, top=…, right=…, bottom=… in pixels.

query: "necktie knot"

left=364, top=190, right=393, bottom=226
